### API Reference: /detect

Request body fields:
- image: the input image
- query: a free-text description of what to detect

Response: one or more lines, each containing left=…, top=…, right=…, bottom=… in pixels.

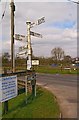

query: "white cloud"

left=1, top=0, right=73, bottom=2
left=62, top=28, right=77, bottom=39
left=1, top=2, right=77, bottom=57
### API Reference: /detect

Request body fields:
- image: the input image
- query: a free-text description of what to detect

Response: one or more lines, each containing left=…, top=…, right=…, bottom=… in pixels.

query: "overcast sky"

left=1, top=0, right=77, bottom=58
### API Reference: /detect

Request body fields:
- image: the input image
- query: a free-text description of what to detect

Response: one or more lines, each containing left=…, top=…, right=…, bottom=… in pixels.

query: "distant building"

left=72, top=57, right=79, bottom=64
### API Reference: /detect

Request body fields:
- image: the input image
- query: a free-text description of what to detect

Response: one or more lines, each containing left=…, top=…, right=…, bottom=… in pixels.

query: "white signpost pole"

left=26, top=21, right=32, bottom=70
left=26, top=17, right=45, bottom=100
left=25, top=21, right=32, bottom=103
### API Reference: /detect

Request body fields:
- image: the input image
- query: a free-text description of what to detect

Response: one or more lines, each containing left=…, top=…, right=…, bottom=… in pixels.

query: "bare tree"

left=51, top=47, right=65, bottom=63
left=2, top=52, right=10, bottom=61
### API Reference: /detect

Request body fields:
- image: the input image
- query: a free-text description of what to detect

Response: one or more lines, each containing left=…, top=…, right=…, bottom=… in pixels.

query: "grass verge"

left=3, top=66, right=78, bottom=74
left=34, top=66, right=77, bottom=74
left=2, top=86, right=60, bottom=118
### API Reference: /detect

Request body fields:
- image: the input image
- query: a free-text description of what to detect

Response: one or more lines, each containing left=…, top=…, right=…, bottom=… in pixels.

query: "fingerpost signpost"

left=26, top=17, right=45, bottom=100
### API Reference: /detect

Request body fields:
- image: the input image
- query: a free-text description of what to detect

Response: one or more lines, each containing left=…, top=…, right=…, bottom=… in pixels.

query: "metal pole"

left=10, top=0, right=15, bottom=73
left=26, top=21, right=32, bottom=70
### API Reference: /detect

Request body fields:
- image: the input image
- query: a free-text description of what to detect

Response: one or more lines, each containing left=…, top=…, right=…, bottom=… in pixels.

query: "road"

left=36, top=73, right=77, bottom=118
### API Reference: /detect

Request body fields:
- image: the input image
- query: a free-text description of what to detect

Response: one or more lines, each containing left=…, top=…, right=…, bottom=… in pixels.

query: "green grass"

left=0, top=103, right=2, bottom=119
left=34, top=65, right=77, bottom=74
left=2, top=65, right=78, bottom=74
left=2, top=87, right=60, bottom=118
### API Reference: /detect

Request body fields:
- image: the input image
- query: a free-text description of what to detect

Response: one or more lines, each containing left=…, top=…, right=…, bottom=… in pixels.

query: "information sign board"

left=0, top=75, right=17, bottom=102
left=32, top=60, right=39, bottom=65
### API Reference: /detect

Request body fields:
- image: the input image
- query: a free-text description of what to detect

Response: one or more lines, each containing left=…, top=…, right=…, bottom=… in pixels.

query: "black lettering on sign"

left=38, top=17, right=45, bottom=25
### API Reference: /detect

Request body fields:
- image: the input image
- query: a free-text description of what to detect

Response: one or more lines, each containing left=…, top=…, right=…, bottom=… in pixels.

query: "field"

left=34, top=65, right=77, bottom=74
left=2, top=65, right=78, bottom=74
left=2, top=87, right=60, bottom=118
left=0, top=103, right=2, bottom=119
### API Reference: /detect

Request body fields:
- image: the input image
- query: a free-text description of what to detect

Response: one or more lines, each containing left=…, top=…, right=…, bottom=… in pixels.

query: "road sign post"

left=26, top=21, right=32, bottom=70
left=26, top=70, right=36, bottom=98
left=25, top=17, right=45, bottom=101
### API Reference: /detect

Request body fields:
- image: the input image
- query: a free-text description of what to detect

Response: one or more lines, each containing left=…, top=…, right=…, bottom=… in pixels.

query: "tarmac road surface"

left=36, top=73, right=77, bottom=118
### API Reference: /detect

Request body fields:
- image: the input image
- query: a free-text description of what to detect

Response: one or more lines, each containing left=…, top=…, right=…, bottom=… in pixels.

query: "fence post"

left=25, top=76, right=28, bottom=104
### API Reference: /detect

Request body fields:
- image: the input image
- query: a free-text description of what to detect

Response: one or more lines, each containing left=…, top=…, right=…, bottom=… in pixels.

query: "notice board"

left=0, top=75, right=17, bottom=102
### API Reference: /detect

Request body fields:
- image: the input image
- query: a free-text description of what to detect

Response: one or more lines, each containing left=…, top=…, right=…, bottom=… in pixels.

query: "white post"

left=26, top=21, right=32, bottom=70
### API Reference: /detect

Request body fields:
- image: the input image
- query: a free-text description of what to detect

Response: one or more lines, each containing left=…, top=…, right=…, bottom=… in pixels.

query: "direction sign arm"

left=30, top=31, right=42, bottom=38
left=36, top=17, right=45, bottom=25
left=30, top=17, right=45, bottom=28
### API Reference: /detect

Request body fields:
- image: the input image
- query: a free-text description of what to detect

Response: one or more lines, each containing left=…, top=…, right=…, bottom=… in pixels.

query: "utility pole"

left=26, top=21, right=32, bottom=70
left=10, top=0, right=15, bottom=73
